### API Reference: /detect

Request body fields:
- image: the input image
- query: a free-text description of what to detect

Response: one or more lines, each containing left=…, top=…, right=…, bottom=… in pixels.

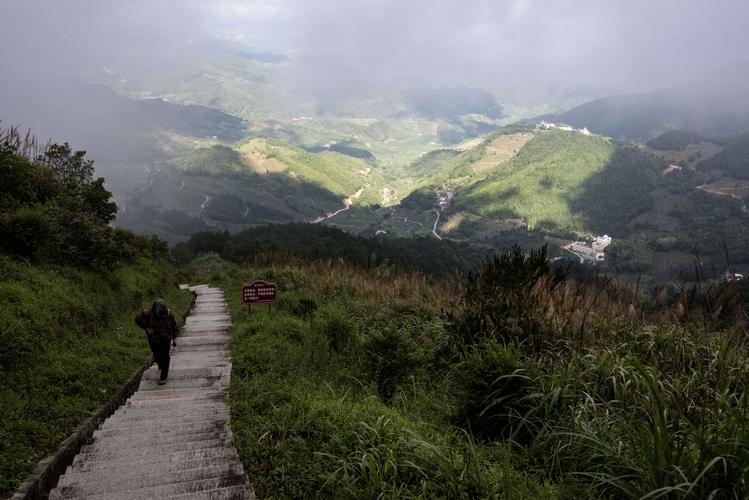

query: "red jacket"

left=135, top=308, right=178, bottom=343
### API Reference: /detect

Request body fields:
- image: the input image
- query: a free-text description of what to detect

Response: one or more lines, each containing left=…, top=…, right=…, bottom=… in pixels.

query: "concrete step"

left=140, top=365, right=215, bottom=382
left=51, top=474, right=249, bottom=500
left=52, top=467, right=246, bottom=498
left=138, top=376, right=226, bottom=392
left=94, top=419, right=228, bottom=438
left=184, top=323, right=230, bottom=330
left=192, top=306, right=228, bottom=311
left=122, top=394, right=227, bottom=408
left=70, top=447, right=239, bottom=472
left=177, top=331, right=226, bottom=338
left=57, top=462, right=244, bottom=494
left=115, top=398, right=227, bottom=412
left=77, top=438, right=227, bottom=459
left=100, top=412, right=229, bottom=430
left=83, top=430, right=228, bottom=453
left=186, top=314, right=230, bottom=320
left=168, top=484, right=255, bottom=500
left=141, top=367, right=228, bottom=379
left=178, top=330, right=227, bottom=337
left=167, top=358, right=230, bottom=368
left=174, top=338, right=229, bottom=348
left=169, top=348, right=229, bottom=356
left=127, top=390, right=225, bottom=404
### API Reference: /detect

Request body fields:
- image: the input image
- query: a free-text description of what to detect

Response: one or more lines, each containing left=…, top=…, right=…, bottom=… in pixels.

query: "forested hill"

left=451, top=129, right=659, bottom=235
left=172, top=223, right=489, bottom=277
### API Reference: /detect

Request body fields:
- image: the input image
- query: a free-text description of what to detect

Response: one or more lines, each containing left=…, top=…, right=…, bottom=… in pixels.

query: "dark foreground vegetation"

left=182, top=246, right=748, bottom=498
left=0, top=128, right=191, bottom=494
left=173, top=223, right=489, bottom=278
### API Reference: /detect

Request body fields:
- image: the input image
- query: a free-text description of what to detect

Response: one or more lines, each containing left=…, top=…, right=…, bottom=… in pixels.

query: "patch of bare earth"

left=643, top=142, right=722, bottom=169
left=486, top=218, right=527, bottom=233
left=472, top=133, right=534, bottom=174
left=441, top=212, right=465, bottom=233
left=697, top=178, right=749, bottom=200
left=453, top=136, right=485, bottom=152
left=242, top=149, right=286, bottom=175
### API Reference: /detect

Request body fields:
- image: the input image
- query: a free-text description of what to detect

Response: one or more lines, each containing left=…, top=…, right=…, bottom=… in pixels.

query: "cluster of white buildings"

left=537, top=121, right=591, bottom=135
left=436, top=189, right=455, bottom=210
left=563, top=235, right=612, bottom=263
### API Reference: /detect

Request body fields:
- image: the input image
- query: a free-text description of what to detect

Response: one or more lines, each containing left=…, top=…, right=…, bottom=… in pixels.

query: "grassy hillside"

left=443, top=128, right=749, bottom=282
left=454, top=130, right=619, bottom=231
left=171, top=139, right=386, bottom=204
left=236, top=138, right=387, bottom=205
left=182, top=248, right=749, bottom=499
left=117, top=138, right=389, bottom=242
left=407, top=130, right=535, bottom=191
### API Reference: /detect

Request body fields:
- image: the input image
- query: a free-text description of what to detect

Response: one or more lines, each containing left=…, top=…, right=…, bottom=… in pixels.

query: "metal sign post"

left=242, top=280, right=278, bottom=315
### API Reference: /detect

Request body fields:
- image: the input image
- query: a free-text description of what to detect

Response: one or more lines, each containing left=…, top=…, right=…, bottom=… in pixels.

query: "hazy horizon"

left=1, top=0, right=748, bottom=103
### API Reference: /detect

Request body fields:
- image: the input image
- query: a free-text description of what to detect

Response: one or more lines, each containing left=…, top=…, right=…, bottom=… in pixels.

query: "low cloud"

left=1, top=1, right=747, bottom=99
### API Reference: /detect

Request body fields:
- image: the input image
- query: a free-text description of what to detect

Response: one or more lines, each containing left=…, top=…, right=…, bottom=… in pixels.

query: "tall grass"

left=189, top=249, right=748, bottom=498
left=0, top=125, right=49, bottom=161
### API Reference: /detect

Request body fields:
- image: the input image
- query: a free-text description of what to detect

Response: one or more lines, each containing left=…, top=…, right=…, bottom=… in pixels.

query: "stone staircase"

left=48, top=285, right=254, bottom=500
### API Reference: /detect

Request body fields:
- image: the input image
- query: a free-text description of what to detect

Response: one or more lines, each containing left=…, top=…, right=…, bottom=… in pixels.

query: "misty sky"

left=1, top=0, right=748, bottom=98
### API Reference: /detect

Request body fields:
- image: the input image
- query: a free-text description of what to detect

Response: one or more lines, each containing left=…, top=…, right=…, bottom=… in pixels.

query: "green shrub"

left=277, top=293, right=318, bottom=319
left=265, top=315, right=309, bottom=344
left=363, top=325, right=420, bottom=402
left=233, top=331, right=304, bottom=378
left=313, top=306, right=356, bottom=352
left=448, top=245, right=567, bottom=349
left=0, top=139, right=153, bottom=269
left=451, top=340, right=539, bottom=440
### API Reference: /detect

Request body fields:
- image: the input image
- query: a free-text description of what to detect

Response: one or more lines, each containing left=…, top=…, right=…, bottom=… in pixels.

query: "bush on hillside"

left=313, top=306, right=356, bottom=352
left=363, top=325, right=421, bottom=402
left=450, top=340, right=539, bottom=440
left=448, top=245, right=567, bottom=349
left=278, top=293, right=318, bottom=319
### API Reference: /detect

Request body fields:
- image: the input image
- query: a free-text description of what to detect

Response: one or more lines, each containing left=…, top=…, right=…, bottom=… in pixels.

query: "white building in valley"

left=563, top=235, right=612, bottom=264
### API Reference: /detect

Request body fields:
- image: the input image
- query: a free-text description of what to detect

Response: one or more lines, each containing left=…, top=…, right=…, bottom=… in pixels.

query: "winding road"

left=311, top=188, right=363, bottom=224
left=198, top=195, right=210, bottom=215
left=432, top=209, right=442, bottom=240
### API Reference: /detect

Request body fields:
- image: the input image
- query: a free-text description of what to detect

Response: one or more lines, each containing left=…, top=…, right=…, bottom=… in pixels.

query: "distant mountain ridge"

left=541, top=61, right=749, bottom=141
